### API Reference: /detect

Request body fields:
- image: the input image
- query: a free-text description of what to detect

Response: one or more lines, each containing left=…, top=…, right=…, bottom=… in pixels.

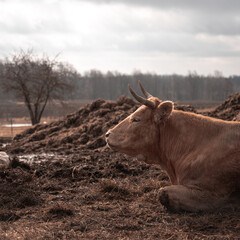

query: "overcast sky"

left=1, top=0, right=240, bottom=76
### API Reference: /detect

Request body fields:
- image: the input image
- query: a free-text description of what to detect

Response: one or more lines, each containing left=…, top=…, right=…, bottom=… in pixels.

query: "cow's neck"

left=158, top=110, right=221, bottom=184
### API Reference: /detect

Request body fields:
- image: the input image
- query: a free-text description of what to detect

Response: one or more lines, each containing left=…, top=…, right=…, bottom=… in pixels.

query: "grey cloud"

left=0, top=17, right=71, bottom=36
left=185, top=8, right=240, bottom=36
left=119, top=33, right=240, bottom=58
left=77, top=0, right=240, bottom=13
left=73, top=0, right=240, bottom=37
left=63, top=27, right=240, bottom=58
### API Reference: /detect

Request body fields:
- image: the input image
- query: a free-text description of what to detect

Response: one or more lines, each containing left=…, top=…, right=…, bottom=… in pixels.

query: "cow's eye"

left=131, top=118, right=140, bottom=123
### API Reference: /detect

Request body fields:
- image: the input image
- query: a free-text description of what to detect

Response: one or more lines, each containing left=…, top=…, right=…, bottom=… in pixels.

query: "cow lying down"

left=106, top=82, right=240, bottom=212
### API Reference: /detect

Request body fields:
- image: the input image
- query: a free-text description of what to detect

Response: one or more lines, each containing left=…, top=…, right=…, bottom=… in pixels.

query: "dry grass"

left=0, top=117, right=59, bottom=138
left=0, top=126, right=30, bottom=138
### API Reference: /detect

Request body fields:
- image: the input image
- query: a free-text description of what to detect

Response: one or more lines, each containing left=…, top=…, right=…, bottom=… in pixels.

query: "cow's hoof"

left=158, top=189, right=170, bottom=208
left=158, top=189, right=180, bottom=212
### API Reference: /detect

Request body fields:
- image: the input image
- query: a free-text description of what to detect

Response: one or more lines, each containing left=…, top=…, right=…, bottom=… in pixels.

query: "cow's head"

left=106, top=81, right=173, bottom=164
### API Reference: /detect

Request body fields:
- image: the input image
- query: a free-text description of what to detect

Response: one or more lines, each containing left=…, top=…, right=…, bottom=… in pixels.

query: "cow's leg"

left=158, top=185, right=228, bottom=212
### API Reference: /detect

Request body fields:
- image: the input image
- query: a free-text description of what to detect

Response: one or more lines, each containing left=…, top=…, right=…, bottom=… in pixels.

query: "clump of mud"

left=208, top=93, right=240, bottom=121
left=7, top=96, right=196, bottom=154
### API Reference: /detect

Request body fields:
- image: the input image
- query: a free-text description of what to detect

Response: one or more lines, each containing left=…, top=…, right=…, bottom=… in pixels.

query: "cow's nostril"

left=105, top=131, right=110, bottom=138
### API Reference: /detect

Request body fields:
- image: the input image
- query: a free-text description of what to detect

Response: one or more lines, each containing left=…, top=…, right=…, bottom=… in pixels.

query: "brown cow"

left=106, top=82, right=240, bottom=212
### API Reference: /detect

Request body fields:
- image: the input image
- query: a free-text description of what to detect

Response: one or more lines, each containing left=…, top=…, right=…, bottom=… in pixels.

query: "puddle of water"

left=1, top=151, right=68, bottom=165
left=2, top=143, right=9, bottom=148
left=18, top=153, right=67, bottom=164
left=0, top=152, right=10, bottom=165
left=2, top=123, right=32, bottom=127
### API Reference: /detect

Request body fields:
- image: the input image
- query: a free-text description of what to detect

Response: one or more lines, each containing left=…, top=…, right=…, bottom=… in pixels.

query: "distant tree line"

left=73, top=70, right=239, bottom=102
left=1, top=55, right=240, bottom=104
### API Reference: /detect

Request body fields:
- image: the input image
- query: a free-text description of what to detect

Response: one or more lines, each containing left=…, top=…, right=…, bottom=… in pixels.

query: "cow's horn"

left=128, top=84, right=155, bottom=109
left=138, top=81, right=153, bottom=99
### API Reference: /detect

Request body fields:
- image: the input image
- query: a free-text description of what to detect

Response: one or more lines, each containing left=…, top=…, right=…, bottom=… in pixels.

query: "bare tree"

left=0, top=50, right=77, bottom=125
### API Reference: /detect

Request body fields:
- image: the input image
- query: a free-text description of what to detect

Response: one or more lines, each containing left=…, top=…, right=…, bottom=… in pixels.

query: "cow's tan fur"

left=106, top=97, right=240, bottom=212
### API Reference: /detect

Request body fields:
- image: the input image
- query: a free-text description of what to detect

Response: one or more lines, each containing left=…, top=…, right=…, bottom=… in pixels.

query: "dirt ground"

left=0, top=94, right=239, bottom=239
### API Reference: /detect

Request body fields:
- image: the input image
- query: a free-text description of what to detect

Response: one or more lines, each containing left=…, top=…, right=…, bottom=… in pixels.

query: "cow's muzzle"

left=105, top=131, right=117, bottom=150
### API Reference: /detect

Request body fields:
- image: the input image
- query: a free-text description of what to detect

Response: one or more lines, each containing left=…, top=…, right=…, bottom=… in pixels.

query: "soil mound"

left=208, top=93, right=240, bottom=121
left=7, top=96, right=196, bottom=154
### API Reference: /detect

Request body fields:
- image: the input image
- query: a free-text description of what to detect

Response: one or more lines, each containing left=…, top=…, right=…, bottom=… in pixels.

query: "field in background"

left=0, top=99, right=91, bottom=139
left=0, top=99, right=91, bottom=119
left=0, top=117, right=58, bottom=138
left=0, top=126, right=29, bottom=139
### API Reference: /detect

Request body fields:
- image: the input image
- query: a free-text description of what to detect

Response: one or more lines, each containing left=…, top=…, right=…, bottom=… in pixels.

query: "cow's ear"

left=154, top=101, right=173, bottom=123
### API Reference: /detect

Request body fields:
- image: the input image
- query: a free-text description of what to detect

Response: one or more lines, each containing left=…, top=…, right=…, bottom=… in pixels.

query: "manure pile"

left=8, top=96, right=196, bottom=154
left=208, top=92, right=240, bottom=121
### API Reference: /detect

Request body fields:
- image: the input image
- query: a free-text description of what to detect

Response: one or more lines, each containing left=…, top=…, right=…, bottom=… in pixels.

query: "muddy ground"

left=0, top=94, right=240, bottom=239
